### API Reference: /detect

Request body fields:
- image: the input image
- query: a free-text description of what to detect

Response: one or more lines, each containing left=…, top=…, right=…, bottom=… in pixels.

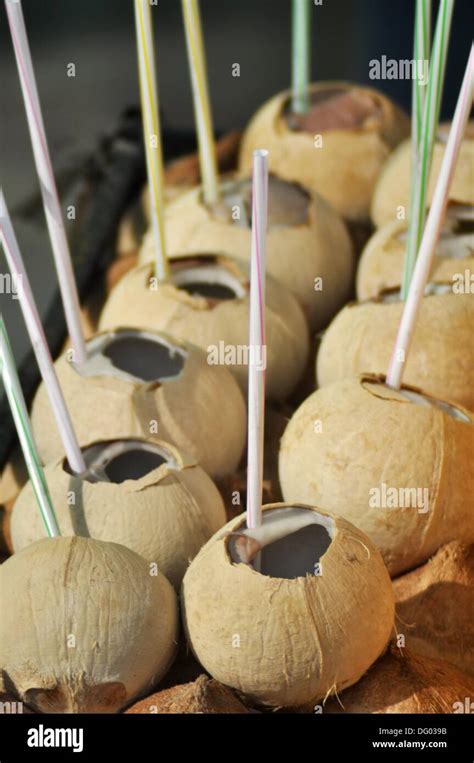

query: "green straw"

left=291, top=0, right=311, bottom=114
left=401, top=0, right=454, bottom=299
left=0, top=316, right=60, bottom=538
left=411, top=1, right=431, bottom=160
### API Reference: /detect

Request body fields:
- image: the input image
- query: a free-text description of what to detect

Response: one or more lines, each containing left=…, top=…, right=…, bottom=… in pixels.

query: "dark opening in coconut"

left=397, top=226, right=474, bottom=253
left=377, top=283, right=454, bottom=304
left=69, top=440, right=175, bottom=484
left=285, top=86, right=383, bottom=132
left=172, top=261, right=245, bottom=301
left=212, top=176, right=310, bottom=228
left=362, top=379, right=471, bottom=424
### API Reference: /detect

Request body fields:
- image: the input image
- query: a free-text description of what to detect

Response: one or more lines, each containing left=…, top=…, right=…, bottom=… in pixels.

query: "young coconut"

left=99, top=255, right=309, bottom=399
left=393, top=541, right=474, bottom=676
left=10, top=438, right=226, bottom=590
left=0, top=536, right=179, bottom=713
left=238, top=83, right=409, bottom=223
left=31, top=329, right=246, bottom=480
left=316, top=288, right=474, bottom=411
left=279, top=375, right=474, bottom=577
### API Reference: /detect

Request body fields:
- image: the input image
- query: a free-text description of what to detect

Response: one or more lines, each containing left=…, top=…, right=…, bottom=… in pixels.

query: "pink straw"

left=246, top=150, right=269, bottom=530
left=5, top=0, right=87, bottom=365
left=0, top=191, right=86, bottom=475
left=386, top=46, right=474, bottom=390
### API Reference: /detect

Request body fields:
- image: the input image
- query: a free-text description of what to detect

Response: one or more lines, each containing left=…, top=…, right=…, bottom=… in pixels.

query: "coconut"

left=126, top=674, right=251, bottom=714
left=99, top=255, right=309, bottom=400
left=138, top=175, right=354, bottom=330
left=393, top=541, right=474, bottom=676
left=0, top=536, right=178, bottom=713
left=31, top=328, right=246, bottom=479
left=324, top=645, right=474, bottom=714
left=356, top=218, right=474, bottom=301
left=181, top=503, right=394, bottom=708
left=11, top=438, right=226, bottom=590
left=371, top=128, right=474, bottom=227
left=279, top=375, right=474, bottom=577
left=238, top=82, right=409, bottom=223
left=316, top=288, right=474, bottom=411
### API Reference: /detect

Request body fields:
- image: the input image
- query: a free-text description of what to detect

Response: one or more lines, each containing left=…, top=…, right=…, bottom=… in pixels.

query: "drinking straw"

left=134, top=0, right=169, bottom=282
left=411, top=1, right=431, bottom=158
left=0, top=192, right=86, bottom=475
left=401, top=0, right=454, bottom=299
left=5, top=0, right=87, bottom=364
left=0, top=316, right=61, bottom=537
left=386, top=46, right=473, bottom=390
left=246, top=150, right=269, bottom=531
left=291, top=0, right=312, bottom=114
left=181, top=0, right=220, bottom=205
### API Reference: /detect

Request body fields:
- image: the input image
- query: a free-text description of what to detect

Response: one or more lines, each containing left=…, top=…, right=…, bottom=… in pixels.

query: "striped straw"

left=182, top=0, right=220, bottom=205
left=0, top=316, right=60, bottom=537
left=0, top=192, right=86, bottom=475
left=291, top=0, right=312, bottom=114
left=401, top=0, right=454, bottom=299
left=411, top=0, right=431, bottom=157
left=134, top=0, right=169, bottom=282
left=5, top=0, right=87, bottom=364
left=387, top=45, right=474, bottom=390
left=246, top=150, right=269, bottom=532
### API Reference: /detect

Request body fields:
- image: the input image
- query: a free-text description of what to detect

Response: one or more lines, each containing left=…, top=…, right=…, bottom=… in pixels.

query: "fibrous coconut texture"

left=356, top=218, right=474, bottom=301
left=31, top=330, right=246, bottom=479
left=126, top=674, right=250, bottom=714
left=316, top=290, right=474, bottom=411
left=393, top=541, right=474, bottom=676
left=99, top=255, right=309, bottom=400
left=138, top=176, right=354, bottom=331
left=11, top=439, right=226, bottom=590
left=279, top=376, right=474, bottom=577
left=324, top=644, right=474, bottom=714
left=0, top=536, right=179, bottom=713
left=238, top=82, right=410, bottom=223
left=181, top=503, right=394, bottom=709
left=371, top=130, right=474, bottom=227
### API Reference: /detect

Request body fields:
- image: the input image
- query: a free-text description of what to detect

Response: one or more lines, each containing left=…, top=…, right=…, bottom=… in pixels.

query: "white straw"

left=0, top=191, right=86, bottom=475
left=386, top=46, right=474, bottom=390
left=246, top=150, right=269, bottom=531
left=5, top=0, right=87, bottom=364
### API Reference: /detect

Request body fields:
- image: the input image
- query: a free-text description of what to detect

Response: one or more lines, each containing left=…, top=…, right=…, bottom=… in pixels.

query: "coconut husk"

left=238, top=82, right=409, bottom=223
left=0, top=536, right=179, bottom=713
left=371, top=132, right=474, bottom=227
left=324, top=645, right=474, bottom=713
left=99, top=255, right=309, bottom=400
left=279, top=375, right=474, bottom=576
left=393, top=541, right=474, bottom=676
left=316, top=291, right=474, bottom=411
left=126, top=674, right=250, bottom=714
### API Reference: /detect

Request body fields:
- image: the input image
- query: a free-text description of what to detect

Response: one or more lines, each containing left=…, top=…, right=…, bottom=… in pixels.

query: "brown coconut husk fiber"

left=238, top=82, right=409, bottom=222
left=393, top=541, right=474, bottom=676
left=316, top=290, right=474, bottom=411
left=279, top=376, right=474, bottom=577
left=99, top=255, right=309, bottom=400
left=356, top=218, right=474, bottom=301
left=11, top=439, right=226, bottom=590
left=126, top=675, right=250, bottom=714
left=324, top=644, right=474, bottom=713
left=181, top=503, right=394, bottom=708
left=0, top=536, right=179, bottom=713
left=138, top=176, right=354, bottom=331
left=31, top=330, right=246, bottom=479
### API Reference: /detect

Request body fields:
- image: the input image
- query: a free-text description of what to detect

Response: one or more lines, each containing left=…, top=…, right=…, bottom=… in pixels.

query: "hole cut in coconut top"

left=376, top=283, right=454, bottom=304
left=171, top=258, right=247, bottom=301
left=209, top=175, right=310, bottom=228
left=69, top=439, right=178, bottom=484
left=396, top=227, right=473, bottom=257
left=361, top=379, right=472, bottom=424
left=73, top=329, right=187, bottom=384
left=284, top=85, right=384, bottom=133
left=228, top=506, right=335, bottom=580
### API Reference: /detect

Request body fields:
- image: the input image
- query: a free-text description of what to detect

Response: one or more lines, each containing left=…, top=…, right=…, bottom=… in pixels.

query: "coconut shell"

left=181, top=503, right=394, bottom=708
left=125, top=674, right=250, bottom=714
left=11, top=440, right=226, bottom=589
left=238, top=82, right=409, bottom=222
left=0, top=536, right=179, bottom=713
left=316, top=291, right=474, bottom=411
left=324, top=644, right=474, bottom=713
left=371, top=134, right=474, bottom=227
left=99, top=257, right=309, bottom=400
left=356, top=219, right=474, bottom=301
left=393, top=541, right=474, bottom=676
left=138, top=181, right=354, bottom=331
left=31, top=333, right=246, bottom=480
left=279, top=376, right=474, bottom=576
